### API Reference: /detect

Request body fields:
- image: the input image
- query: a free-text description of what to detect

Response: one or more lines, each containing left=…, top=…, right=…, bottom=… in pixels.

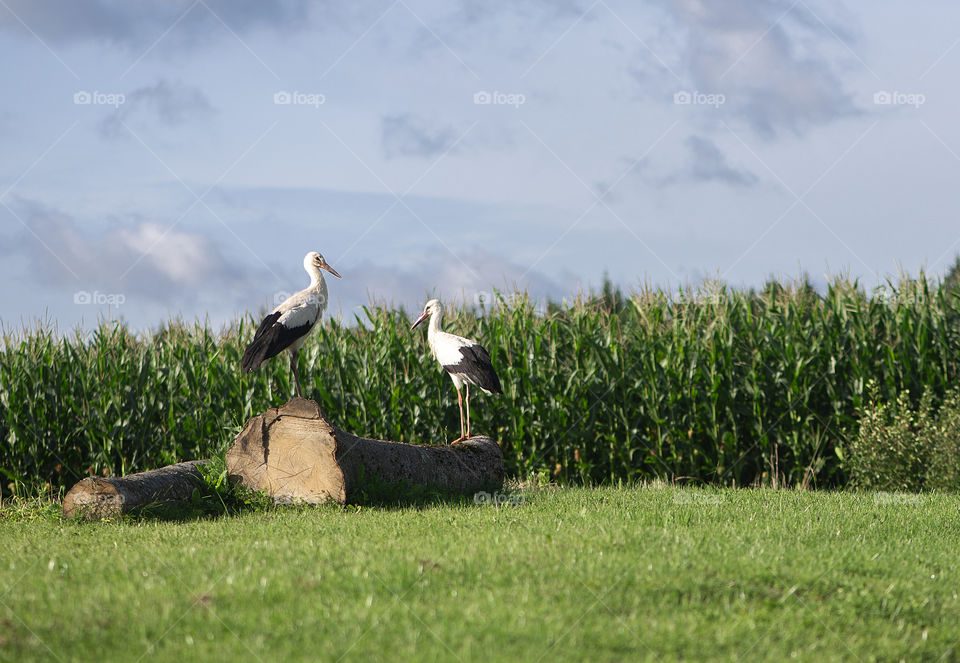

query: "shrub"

left=847, top=383, right=960, bottom=491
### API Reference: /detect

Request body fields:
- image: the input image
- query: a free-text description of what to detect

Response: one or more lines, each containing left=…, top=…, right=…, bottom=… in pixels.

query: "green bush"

left=927, top=400, right=960, bottom=490
left=847, top=383, right=960, bottom=491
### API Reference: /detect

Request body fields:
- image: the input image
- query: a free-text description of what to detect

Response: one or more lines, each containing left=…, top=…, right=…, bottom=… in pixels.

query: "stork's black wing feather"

left=250, top=311, right=281, bottom=343
left=241, top=312, right=311, bottom=372
left=444, top=343, right=502, bottom=394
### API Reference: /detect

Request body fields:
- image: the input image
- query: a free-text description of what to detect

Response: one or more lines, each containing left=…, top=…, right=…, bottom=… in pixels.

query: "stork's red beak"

left=411, top=310, right=429, bottom=330
left=321, top=262, right=341, bottom=279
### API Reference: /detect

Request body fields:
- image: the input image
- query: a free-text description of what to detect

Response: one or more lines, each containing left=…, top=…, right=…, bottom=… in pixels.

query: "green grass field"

left=3, top=486, right=959, bottom=662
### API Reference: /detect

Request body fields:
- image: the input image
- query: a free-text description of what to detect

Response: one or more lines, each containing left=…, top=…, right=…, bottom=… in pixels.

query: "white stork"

left=241, top=251, right=341, bottom=398
left=411, top=299, right=502, bottom=443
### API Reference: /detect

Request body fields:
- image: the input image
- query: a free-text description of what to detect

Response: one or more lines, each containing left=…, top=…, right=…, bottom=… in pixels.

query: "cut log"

left=62, top=460, right=206, bottom=520
left=225, top=398, right=504, bottom=504
left=60, top=398, right=504, bottom=519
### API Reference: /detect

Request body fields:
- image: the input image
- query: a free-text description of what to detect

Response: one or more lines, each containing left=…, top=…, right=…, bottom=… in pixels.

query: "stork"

left=241, top=251, right=341, bottom=398
left=411, top=298, right=502, bottom=443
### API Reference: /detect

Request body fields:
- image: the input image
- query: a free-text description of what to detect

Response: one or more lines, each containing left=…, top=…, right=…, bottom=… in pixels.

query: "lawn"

left=2, top=486, right=958, bottom=662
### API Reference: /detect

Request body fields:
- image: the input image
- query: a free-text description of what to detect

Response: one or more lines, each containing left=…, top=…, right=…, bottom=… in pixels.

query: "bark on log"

left=62, top=460, right=206, bottom=520
left=225, top=398, right=504, bottom=504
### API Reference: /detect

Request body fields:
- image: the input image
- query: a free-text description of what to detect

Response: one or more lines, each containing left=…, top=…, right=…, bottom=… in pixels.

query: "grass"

left=4, top=274, right=960, bottom=495
left=2, top=486, right=959, bottom=662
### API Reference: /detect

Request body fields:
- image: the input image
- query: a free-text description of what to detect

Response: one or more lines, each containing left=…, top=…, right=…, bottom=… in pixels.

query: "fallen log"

left=61, top=399, right=504, bottom=518
left=225, top=398, right=504, bottom=504
left=62, top=460, right=207, bottom=520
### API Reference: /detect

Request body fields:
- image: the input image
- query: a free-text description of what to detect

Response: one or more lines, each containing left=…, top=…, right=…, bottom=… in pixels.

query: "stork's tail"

left=242, top=311, right=284, bottom=373
left=476, top=368, right=502, bottom=395
left=241, top=338, right=269, bottom=372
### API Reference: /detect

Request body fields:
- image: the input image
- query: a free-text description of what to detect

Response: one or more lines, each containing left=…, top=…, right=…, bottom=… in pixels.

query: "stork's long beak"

left=320, top=262, right=342, bottom=279
left=411, top=310, right=429, bottom=330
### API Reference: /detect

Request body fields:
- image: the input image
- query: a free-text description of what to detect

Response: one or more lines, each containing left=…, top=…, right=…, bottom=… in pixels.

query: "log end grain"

left=62, top=461, right=206, bottom=520
left=226, top=399, right=505, bottom=505
left=62, top=478, right=124, bottom=519
left=226, top=398, right=346, bottom=504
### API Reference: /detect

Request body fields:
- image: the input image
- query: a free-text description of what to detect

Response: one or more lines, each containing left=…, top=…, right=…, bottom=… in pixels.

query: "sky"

left=1, top=0, right=958, bottom=330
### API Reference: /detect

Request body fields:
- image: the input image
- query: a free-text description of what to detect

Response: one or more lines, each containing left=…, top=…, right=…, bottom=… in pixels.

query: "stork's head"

left=411, top=298, right=441, bottom=329
left=304, top=251, right=341, bottom=279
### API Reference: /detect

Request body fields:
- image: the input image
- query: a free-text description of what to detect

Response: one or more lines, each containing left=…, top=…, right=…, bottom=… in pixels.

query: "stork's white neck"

left=424, top=306, right=444, bottom=358
left=428, top=306, right=443, bottom=335
left=306, top=263, right=327, bottom=300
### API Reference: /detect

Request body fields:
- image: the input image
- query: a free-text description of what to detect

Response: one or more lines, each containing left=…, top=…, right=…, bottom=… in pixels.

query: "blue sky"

left=1, top=0, right=958, bottom=330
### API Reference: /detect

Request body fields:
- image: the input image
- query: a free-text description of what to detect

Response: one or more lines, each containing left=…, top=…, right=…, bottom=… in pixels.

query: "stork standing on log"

left=412, top=299, right=502, bottom=443
left=241, top=251, right=341, bottom=398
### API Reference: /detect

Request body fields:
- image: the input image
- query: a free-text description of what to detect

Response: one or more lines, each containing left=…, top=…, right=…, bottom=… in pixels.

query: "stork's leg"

left=290, top=349, right=302, bottom=398
left=465, top=383, right=471, bottom=439
left=454, top=386, right=465, bottom=443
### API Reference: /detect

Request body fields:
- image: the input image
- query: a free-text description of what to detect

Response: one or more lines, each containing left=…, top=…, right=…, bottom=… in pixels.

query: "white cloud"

left=116, top=221, right=216, bottom=286
left=6, top=202, right=258, bottom=304
left=653, top=0, right=859, bottom=136
left=334, top=246, right=577, bottom=316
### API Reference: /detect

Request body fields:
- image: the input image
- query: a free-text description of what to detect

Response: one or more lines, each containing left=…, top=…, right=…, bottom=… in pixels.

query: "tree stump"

left=225, top=398, right=504, bottom=504
left=62, top=460, right=207, bottom=519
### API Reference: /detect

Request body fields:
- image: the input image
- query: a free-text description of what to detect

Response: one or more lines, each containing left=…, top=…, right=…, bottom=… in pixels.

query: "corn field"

left=1, top=276, right=958, bottom=495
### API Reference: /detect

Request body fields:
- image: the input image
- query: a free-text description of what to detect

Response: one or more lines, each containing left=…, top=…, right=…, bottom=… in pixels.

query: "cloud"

left=0, top=0, right=309, bottom=47
left=684, top=135, right=756, bottom=186
left=6, top=202, right=257, bottom=304
left=100, top=79, right=215, bottom=138
left=333, top=246, right=576, bottom=316
left=454, top=0, right=591, bottom=26
left=613, top=135, right=755, bottom=190
left=3, top=201, right=577, bottom=325
left=652, top=0, right=859, bottom=136
left=381, top=114, right=464, bottom=160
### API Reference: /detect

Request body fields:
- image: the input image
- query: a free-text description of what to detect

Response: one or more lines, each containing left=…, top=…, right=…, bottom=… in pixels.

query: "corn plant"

left=1, top=274, right=958, bottom=495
